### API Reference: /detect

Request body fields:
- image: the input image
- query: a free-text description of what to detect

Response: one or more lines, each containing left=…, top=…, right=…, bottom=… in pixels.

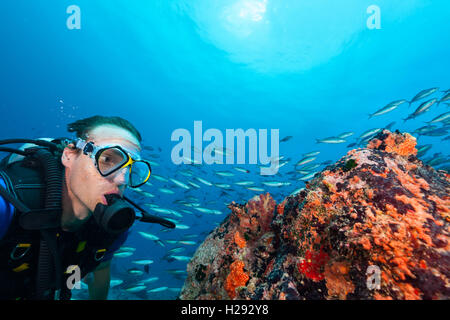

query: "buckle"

left=10, top=243, right=31, bottom=260
left=94, top=249, right=107, bottom=261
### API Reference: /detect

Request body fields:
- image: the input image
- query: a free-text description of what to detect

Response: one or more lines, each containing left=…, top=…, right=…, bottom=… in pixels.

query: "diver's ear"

left=61, top=144, right=79, bottom=166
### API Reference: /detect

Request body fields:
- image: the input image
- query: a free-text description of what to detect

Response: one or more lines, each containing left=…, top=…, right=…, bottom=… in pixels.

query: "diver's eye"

left=97, top=148, right=127, bottom=174
left=100, top=155, right=111, bottom=163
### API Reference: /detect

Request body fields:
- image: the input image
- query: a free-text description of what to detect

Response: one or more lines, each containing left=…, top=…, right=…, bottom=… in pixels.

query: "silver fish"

left=110, top=279, right=123, bottom=287
left=143, top=203, right=160, bottom=209
left=280, top=136, right=293, bottom=142
left=125, top=285, right=146, bottom=293
left=132, top=260, right=154, bottom=265
left=187, top=181, right=201, bottom=188
left=194, top=207, right=221, bottom=215
left=235, top=180, right=254, bottom=186
left=234, top=167, right=250, bottom=173
left=175, top=224, right=190, bottom=230
left=147, top=286, right=169, bottom=293
left=416, top=144, right=432, bottom=157
left=409, top=87, right=439, bottom=106
left=178, top=170, right=194, bottom=177
left=420, top=128, right=448, bottom=137
left=169, top=178, right=191, bottom=190
left=214, top=183, right=232, bottom=189
left=359, top=128, right=382, bottom=140
left=299, top=171, right=319, bottom=181
left=301, top=163, right=321, bottom=171
left=428, top=156, right=450, bottom=167
left=182, top=156, right=201, bottom=165
left=261, top=181, right=291, bottom=187
left=169, top=255, right=192, bottom=262
left=337, top=132, right=355, bottom=139
left=163, top=217, right=179, bottom=225
left=148, top=160, right=160, bottom=167
left=178, top=240, right=196, bottom=245
left=316, top=137, right=346, bottom=144
left=127, top=268, right=144, bottom=276
left=404, top=98, right=438, bottom=121
left=302, top=151, right=320, bottom=157
left=438, top=92, right=450, bottom=105
left=155, top=240, right=165, bottom=247
left=133, top=188, right=155, bottom=198
left=195, top=177, right=213, bottom=186
left=183, top=234, right=198, bottom=238
left=152, top=174, right=169, bottom=182
left=414, top=125, right=438, bottom=135
left=158, top=188, right=175, bottom=194
left=296, top=156, right=316, bottom=166
left=368, top=100, right=406, bottom=118
left=289, top=187, right=305, bottom=196
left=113, top=251, right=133, bottom=258
left=246, top=187, right=265, bottom=192
left=149, top=207, right=175, bottom=215
left=166, top=269, right=187, bottom=274
left=167, top=247, right=186, bottom=254
left=426, top=111, right=450, bottom=124
left=140, top=277, right=159, bottom=284
left=213, top=147, right=233, bottom=156
left=138, top=231, right=160, bottom=241
left=215, top=171, right=235, bottom=177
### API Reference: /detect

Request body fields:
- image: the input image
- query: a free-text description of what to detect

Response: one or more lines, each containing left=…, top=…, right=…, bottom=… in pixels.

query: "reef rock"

left=179, top=130, right=450, bottom=300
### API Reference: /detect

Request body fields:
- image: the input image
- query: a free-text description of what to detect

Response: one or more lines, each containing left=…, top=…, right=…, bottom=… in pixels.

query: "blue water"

left=0, top=0, right=449, bottom=299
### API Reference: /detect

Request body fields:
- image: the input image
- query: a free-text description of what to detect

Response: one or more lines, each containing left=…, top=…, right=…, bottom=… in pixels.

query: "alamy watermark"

left=65, top=5, right=380, bottom=31
left=367, top=5, right=381, bottom=30
left=65, top=265, right=82, bottom=290
left=171, top=121, right=280, bottom=175
left=66, top=5, right=81, bottom=30
left=366, top=265, right=381, bottom=290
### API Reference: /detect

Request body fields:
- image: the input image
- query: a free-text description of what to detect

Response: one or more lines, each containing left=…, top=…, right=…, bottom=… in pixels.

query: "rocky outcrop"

left=179, top=130, right=450, bottom=300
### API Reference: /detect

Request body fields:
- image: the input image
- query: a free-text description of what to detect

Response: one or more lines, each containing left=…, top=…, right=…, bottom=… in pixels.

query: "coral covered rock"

left=179, top=130, right=450, bottom=300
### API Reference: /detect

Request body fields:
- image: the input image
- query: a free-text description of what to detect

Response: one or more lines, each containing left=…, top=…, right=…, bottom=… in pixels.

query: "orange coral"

left=384, top=132, right=417, bottom=156
left=225, top=260, right=249, bottom=299
left=368, top=138, right=382, bottom=149
left=368, top=130, right=417, bottom=157
left=324, top=261, right=355, bottom=299
left=359, top=237, right=372, bottom=250
left=374, top=293, right=394, bottom=300
left=234, top=231, right=246, bottom=249
left=428, top=194, right=450, bottom=222
left=277, top=200, right=286, bottom=215
left=396, top=283, right=421, bottom=300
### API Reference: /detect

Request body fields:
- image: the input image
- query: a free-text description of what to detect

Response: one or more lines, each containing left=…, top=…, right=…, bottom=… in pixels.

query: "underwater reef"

left=179, top=130, right=449, bottom=300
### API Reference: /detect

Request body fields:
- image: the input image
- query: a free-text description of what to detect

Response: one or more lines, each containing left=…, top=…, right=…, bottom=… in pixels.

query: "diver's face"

left=63, top=124, right=141, bottom=220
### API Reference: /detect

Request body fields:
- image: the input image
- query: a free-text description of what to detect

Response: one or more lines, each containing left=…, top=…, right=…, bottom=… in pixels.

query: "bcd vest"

left=0, top=154, right=120, bottom=300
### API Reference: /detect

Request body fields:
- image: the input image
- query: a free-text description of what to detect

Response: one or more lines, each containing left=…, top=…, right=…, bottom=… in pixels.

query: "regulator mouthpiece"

left=93, top=194, right=136, bottom=234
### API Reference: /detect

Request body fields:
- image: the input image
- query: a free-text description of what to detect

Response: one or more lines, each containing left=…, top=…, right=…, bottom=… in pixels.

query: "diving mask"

left=75, top=138, right=151, bottom=188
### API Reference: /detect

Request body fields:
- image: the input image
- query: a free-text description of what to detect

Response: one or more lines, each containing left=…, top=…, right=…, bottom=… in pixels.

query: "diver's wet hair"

left=67, top=115, right=142, bottom=142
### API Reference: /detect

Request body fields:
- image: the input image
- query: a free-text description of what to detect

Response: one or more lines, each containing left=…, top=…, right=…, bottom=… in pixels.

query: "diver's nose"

left=112, top=166, right=130, bottom=187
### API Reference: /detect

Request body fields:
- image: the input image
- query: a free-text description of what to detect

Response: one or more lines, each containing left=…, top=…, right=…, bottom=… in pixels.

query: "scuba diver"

left=0, top=115, right=174, bottom=300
